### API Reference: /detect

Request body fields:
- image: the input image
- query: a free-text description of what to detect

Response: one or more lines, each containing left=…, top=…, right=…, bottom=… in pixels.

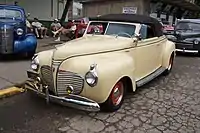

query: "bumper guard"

left=25, top=74, right=100, bottom=112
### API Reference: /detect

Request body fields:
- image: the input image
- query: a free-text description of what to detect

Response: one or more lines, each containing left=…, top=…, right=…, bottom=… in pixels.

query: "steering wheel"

left=116, top=32, right=132, bottom=38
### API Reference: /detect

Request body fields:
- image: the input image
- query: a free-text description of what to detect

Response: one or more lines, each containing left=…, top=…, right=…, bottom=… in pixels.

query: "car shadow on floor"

left=176, top=52, right=199, bottom=58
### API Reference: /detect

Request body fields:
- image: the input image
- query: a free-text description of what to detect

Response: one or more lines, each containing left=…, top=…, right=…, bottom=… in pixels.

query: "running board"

left=136, top=67, right=166, bottom=87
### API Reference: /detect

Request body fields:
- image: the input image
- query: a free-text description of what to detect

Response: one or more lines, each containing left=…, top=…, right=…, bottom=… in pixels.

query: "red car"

left=74, top=17, right=89, bottom=38
left=162, top=21, right=174, bottom=35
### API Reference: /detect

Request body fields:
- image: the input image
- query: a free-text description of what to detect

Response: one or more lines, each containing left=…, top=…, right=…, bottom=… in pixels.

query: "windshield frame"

left=84, top=21, right=140, bottom=38
left=0, top=7, right=24, bottom=20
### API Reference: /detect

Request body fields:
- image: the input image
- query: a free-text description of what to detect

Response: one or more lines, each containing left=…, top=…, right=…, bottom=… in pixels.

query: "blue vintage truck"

left=0, top=4, right=37, bottom=57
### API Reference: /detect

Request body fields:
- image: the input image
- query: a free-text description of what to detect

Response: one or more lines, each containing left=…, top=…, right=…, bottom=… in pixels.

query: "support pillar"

left=176, top=8, right=184, bottom=19
left=166, top=13, right=169, bottom=21
left=157, top=11, right=161, bottom=18
left=173, top=13, right=176, bottom=24
left=60, top=0, right=73, bottom=24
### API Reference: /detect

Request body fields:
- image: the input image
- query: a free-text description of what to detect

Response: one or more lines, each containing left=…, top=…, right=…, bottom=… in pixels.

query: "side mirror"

left=132, top=38, right=138, bottom=45
left=135, top=33, right=142, bottom=40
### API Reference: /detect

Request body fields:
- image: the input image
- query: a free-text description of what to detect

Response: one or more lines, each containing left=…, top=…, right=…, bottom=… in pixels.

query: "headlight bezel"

left=194, top=40, right=199, bottom=45
left=16, top=28, right=24, bottom=36
left=31, top=54, right=39, bottom=71
left=85, top=64, right=98, bottom=87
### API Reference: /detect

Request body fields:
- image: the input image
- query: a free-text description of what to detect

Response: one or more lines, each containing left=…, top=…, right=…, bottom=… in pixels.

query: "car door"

left=134, top=24, right=161, bottom=81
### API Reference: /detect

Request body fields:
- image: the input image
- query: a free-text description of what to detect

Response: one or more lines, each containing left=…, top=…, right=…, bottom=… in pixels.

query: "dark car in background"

left=0, top=4, right=37, bottom=57
left=169, top=19, right=200, bottom=55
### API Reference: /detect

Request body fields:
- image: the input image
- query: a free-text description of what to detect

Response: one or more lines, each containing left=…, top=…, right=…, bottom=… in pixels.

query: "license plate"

left=27, top=70, right=39, bottom=80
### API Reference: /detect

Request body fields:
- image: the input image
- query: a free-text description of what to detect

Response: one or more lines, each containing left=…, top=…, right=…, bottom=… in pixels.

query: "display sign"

left=122, top=7, right=137, bottom=14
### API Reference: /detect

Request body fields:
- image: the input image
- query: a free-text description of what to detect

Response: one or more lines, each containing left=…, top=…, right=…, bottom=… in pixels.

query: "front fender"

left=162, top=40, right=176, bottom=68
left=14, top=34, right=37, bottom=53
left=59, top=52, right=136, bottom=103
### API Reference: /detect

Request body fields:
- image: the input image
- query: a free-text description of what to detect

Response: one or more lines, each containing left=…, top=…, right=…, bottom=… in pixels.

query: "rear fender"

left=162, top=40, right=176, bottom=68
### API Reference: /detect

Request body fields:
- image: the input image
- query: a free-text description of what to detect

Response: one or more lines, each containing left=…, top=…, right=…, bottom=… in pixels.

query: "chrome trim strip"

left=25, top=81, right=100, bottom=112
left=136, top=67, right=166, bottom=87
left=176, top=49, right=198, bottom=53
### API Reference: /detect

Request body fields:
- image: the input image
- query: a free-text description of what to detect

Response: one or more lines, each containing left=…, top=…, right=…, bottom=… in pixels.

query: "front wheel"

left=101, top=81, right=125, bottom=112
left=163, top=54, right=174, bottom=75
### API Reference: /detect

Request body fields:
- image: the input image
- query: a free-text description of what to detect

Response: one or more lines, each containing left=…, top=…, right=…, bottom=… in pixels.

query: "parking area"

left=0, top=53, right=200, bottom=133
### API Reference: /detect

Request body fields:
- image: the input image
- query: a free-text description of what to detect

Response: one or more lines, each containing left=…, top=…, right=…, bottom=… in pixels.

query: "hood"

left=53, top=35, right=135, bottom=60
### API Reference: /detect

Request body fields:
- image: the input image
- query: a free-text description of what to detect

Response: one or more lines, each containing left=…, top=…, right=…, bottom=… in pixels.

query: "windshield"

left=0, top=9, right=22, bottom=19
left=176, top=22, right=200, bottom=32
left=86, top=22, right=136, bottom=38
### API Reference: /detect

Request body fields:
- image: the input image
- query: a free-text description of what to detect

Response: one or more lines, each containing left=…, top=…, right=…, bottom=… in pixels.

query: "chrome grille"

left=52, top=59, right=62, bottom=66
left=57, top=71, right=84, bottom=95
left=0, top=27, right=14, bottom=54
left=40, top=65, right=54, bottom=91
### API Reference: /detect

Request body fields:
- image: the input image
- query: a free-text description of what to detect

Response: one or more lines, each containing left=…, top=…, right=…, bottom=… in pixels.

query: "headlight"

left=175, top=31, right=180, bottom=35
left=31, top=54, right=39, bottom=71
left=194, top=40, right=199, bottom=45
left=16, top=28, right=23, bottom=35
left=85, top=64, right=98, bottom=87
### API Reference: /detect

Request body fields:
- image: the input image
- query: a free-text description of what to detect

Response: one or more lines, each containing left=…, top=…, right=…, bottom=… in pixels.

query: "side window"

left=146, top=25, right=156, bottom=38
left=139, top=24, right=147, bottom=39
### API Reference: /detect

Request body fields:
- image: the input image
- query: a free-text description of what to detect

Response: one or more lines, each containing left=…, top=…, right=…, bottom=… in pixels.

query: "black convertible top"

left=89, top=14, right=163, bottom=37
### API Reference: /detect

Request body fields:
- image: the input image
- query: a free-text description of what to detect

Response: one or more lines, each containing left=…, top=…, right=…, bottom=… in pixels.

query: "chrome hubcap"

left=111, top=82, right=124, bottom=106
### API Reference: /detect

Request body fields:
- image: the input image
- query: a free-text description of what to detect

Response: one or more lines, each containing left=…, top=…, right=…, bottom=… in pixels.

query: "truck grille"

left=0, top=27, right=14, bottom=54
left=40, top=65, right=54, bottom=91
left=57, top=70, right=84, bottom=95
left=175, top=43, right=194, bottom=50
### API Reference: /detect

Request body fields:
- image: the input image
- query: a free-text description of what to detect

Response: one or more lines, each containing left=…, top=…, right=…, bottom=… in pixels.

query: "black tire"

left=163, top=54, right=174, bottom=76
left=100, top=80, right=125, bottom=112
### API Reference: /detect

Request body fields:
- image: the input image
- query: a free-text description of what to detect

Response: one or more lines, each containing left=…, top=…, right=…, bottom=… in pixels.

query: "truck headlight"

left=31, top=54, right=39, bottom=71
left=85, top=64, right=98, bottom=87
left=16, top=28, right=23, bottom=35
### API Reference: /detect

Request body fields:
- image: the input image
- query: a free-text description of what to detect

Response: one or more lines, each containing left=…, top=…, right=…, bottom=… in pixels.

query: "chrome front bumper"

left=176, top=49, right=198, bottom=53
left=25, top=71, right=100, bottom=112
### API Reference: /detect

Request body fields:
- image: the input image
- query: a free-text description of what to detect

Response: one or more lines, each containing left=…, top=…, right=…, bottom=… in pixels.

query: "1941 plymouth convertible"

left=0, top=4, right=37, bottom=57
left=25, top=14, right=176, bottom=112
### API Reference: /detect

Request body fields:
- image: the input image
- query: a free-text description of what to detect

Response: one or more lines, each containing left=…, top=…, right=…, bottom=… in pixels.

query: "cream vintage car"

left=25, top=14, right=176, bottom=112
